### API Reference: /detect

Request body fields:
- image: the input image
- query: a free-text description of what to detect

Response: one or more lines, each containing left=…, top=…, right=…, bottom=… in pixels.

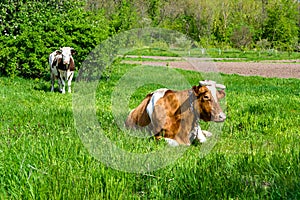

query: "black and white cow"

left=49, top=47, right=76, bottom=93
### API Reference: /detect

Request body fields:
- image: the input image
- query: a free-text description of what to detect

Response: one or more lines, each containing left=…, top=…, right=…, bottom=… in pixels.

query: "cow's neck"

left=188, top=90, right=200, bottom=125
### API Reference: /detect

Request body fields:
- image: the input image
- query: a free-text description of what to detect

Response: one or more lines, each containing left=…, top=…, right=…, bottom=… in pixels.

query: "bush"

left=0, top=0, right=109, bottom=78
left=230, top=26, right=253, bottom=50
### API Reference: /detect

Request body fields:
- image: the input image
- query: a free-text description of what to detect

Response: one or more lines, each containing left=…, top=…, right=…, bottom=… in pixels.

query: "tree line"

left=1, top=0, right=299, bottom=78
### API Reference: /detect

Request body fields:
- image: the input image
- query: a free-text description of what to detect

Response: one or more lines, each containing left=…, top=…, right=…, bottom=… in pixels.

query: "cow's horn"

left=199, top=80, right=215, bottom=86
left=199, top=81, right=208, bottom=86
left=216, top=83, right=226, bottom=89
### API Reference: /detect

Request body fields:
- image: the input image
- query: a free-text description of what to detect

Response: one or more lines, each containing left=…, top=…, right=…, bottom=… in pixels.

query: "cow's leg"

left=164, top=138, right=179, bottom=146
left=67, top=71, right=74, bottom=93
left=194, top=125, right=207, bottom=143
left=58, top=70, right=66, bottom=94
left=50, top=73, right=55, bottom=92
left=197, top=130, right=207, bottom=143
left=61, top=78, right=66, bottom=94
left=57, top=78, right=62, bottom=93
left=202, top=130, right=213, bottom=137
left=190, top=127, right=213, bottom=144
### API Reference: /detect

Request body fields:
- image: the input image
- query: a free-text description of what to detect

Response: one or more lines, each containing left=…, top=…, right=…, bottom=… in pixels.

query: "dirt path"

left=123, top=56, right=300, bottom=79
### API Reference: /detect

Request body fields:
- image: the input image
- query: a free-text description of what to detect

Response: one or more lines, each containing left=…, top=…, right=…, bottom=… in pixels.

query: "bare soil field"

left=124, top=56, right=300, bottom=79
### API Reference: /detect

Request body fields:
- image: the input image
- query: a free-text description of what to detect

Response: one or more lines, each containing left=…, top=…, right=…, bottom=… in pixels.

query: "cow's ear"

left=217, top=90, right=226, bottom=99
left=56, top=50, right=62, bottom=54
left=193, top=85, right=207, bottom=96
left=71, top=48, right=76, bottom=55
left=192, top=85, right=199, bottom=95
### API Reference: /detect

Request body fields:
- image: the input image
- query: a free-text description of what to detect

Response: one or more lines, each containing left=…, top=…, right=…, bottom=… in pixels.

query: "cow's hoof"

left=202, top=130, right=213, bottom=137
left=198, top=136, right=207, bottom=143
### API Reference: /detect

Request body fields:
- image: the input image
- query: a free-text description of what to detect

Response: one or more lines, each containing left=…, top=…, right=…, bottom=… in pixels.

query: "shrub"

left=0, top=0, right=109, bottom=78
left=230, top=26, right=253, bottom=50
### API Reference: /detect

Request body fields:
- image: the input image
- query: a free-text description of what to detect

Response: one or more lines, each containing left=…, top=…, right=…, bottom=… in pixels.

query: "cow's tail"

left=125, top=93, right=153, bottom=129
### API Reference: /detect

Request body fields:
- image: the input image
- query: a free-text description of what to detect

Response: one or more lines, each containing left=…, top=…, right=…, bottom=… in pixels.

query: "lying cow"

left=125, top=80, right=226, bottom=146
left=49, top=47, right=76, bottom=93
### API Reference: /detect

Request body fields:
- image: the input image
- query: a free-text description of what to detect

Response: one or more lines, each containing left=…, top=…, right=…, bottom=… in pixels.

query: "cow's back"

left=49, top=52, right=56, bottom=68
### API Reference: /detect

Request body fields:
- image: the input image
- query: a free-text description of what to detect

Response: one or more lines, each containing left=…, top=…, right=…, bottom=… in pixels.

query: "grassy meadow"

left=0, top=61, right=299, bottom=199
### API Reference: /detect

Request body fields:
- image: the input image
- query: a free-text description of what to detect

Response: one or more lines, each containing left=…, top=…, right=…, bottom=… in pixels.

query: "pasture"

left=0, top=60, right=299, bottom=199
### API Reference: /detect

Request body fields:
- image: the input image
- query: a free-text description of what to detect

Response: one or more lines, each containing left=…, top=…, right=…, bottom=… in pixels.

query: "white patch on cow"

left=196, top=128, right=207, bottom=143
left=49, top=51, right=60, bottom=92
left=189, top=125, right=207, bottom=143
left=164, top=138, right=179, bottom=146
left=146, top=88, right=168, bottom=122
left=60, top=47, right=72, bottom=65
left=49, top=52, right=58, bottom=76
left=202, top=130, right=212, bottom=137
left=200, top=80, right=225, bottom=102
left=207, top=85, right=217, bottom=101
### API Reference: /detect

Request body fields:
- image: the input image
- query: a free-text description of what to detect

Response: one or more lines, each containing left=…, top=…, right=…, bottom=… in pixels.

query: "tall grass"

left=0, top=63, right=299, bottom=199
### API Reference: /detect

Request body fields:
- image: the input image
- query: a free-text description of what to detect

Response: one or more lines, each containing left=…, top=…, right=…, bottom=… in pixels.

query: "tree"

left=263, top=0, right=299, bottom=50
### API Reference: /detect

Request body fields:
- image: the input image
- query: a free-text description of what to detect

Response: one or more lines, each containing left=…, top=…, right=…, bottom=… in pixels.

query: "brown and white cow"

left=49, top=47, right=76, bottom=93
left=125, top=80, right=226, bottom=146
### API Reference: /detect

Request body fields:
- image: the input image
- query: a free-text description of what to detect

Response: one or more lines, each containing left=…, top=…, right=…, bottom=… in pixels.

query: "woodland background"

left=1, top=0, right=300, bottom=77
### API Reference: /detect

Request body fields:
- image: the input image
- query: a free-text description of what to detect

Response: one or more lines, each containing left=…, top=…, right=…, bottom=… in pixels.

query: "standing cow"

left=125, top=80, right=226, bottom=146
left=49, top=47, right=76, bottom=93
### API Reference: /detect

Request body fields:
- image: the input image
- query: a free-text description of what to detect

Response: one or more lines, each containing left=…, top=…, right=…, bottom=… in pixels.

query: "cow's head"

left=56, top=47, right=76, bottom=65
left=192, top=80, right=226, bottom=122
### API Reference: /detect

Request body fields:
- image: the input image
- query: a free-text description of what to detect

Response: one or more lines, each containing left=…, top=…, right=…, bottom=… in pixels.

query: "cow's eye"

left=203, top=95, right=210, bottom=100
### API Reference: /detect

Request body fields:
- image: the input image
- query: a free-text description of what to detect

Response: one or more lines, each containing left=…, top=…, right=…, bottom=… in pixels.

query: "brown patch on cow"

left=192, top=85, right=213, bottom=122
left=69, top=57, right=75, bottom=71
left=56, top=58, right=68, bottom=70
left=125, top=93, right=153, bottom=129
left=54, top=56, right=75, bottom=71
left=217, top=89, right=225, bottom=99
left=52, top=57, right=61, bottom=68
left=151, top=90, right=194, bottom=145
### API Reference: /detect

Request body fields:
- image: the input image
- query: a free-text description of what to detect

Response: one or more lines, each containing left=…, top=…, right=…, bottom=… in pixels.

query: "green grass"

left=0, top=63, right=299, bottom=199
left=125, top=47, right=300, bottom=62
left=122, top=56, right=181, bottom=62
left=125, top=48, right=180, bottom=57
left=206, top=48, right=300, bottom=61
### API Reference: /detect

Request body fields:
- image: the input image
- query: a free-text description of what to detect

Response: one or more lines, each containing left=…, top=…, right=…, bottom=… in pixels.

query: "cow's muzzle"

left=214, top=112, right=226, bottom=122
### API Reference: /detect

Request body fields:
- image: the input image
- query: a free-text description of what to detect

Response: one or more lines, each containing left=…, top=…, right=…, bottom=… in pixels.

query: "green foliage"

left=110, top=0, right=138, bottom=34
left=263, top=0, right=299, bottom=51
left=125, top=48, right=179, bottom=57
left=230, top=25, right=253, bottom=50
left=0, top=0, right=109, bottom=78
left=148, top=0, right=162, bottom=26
